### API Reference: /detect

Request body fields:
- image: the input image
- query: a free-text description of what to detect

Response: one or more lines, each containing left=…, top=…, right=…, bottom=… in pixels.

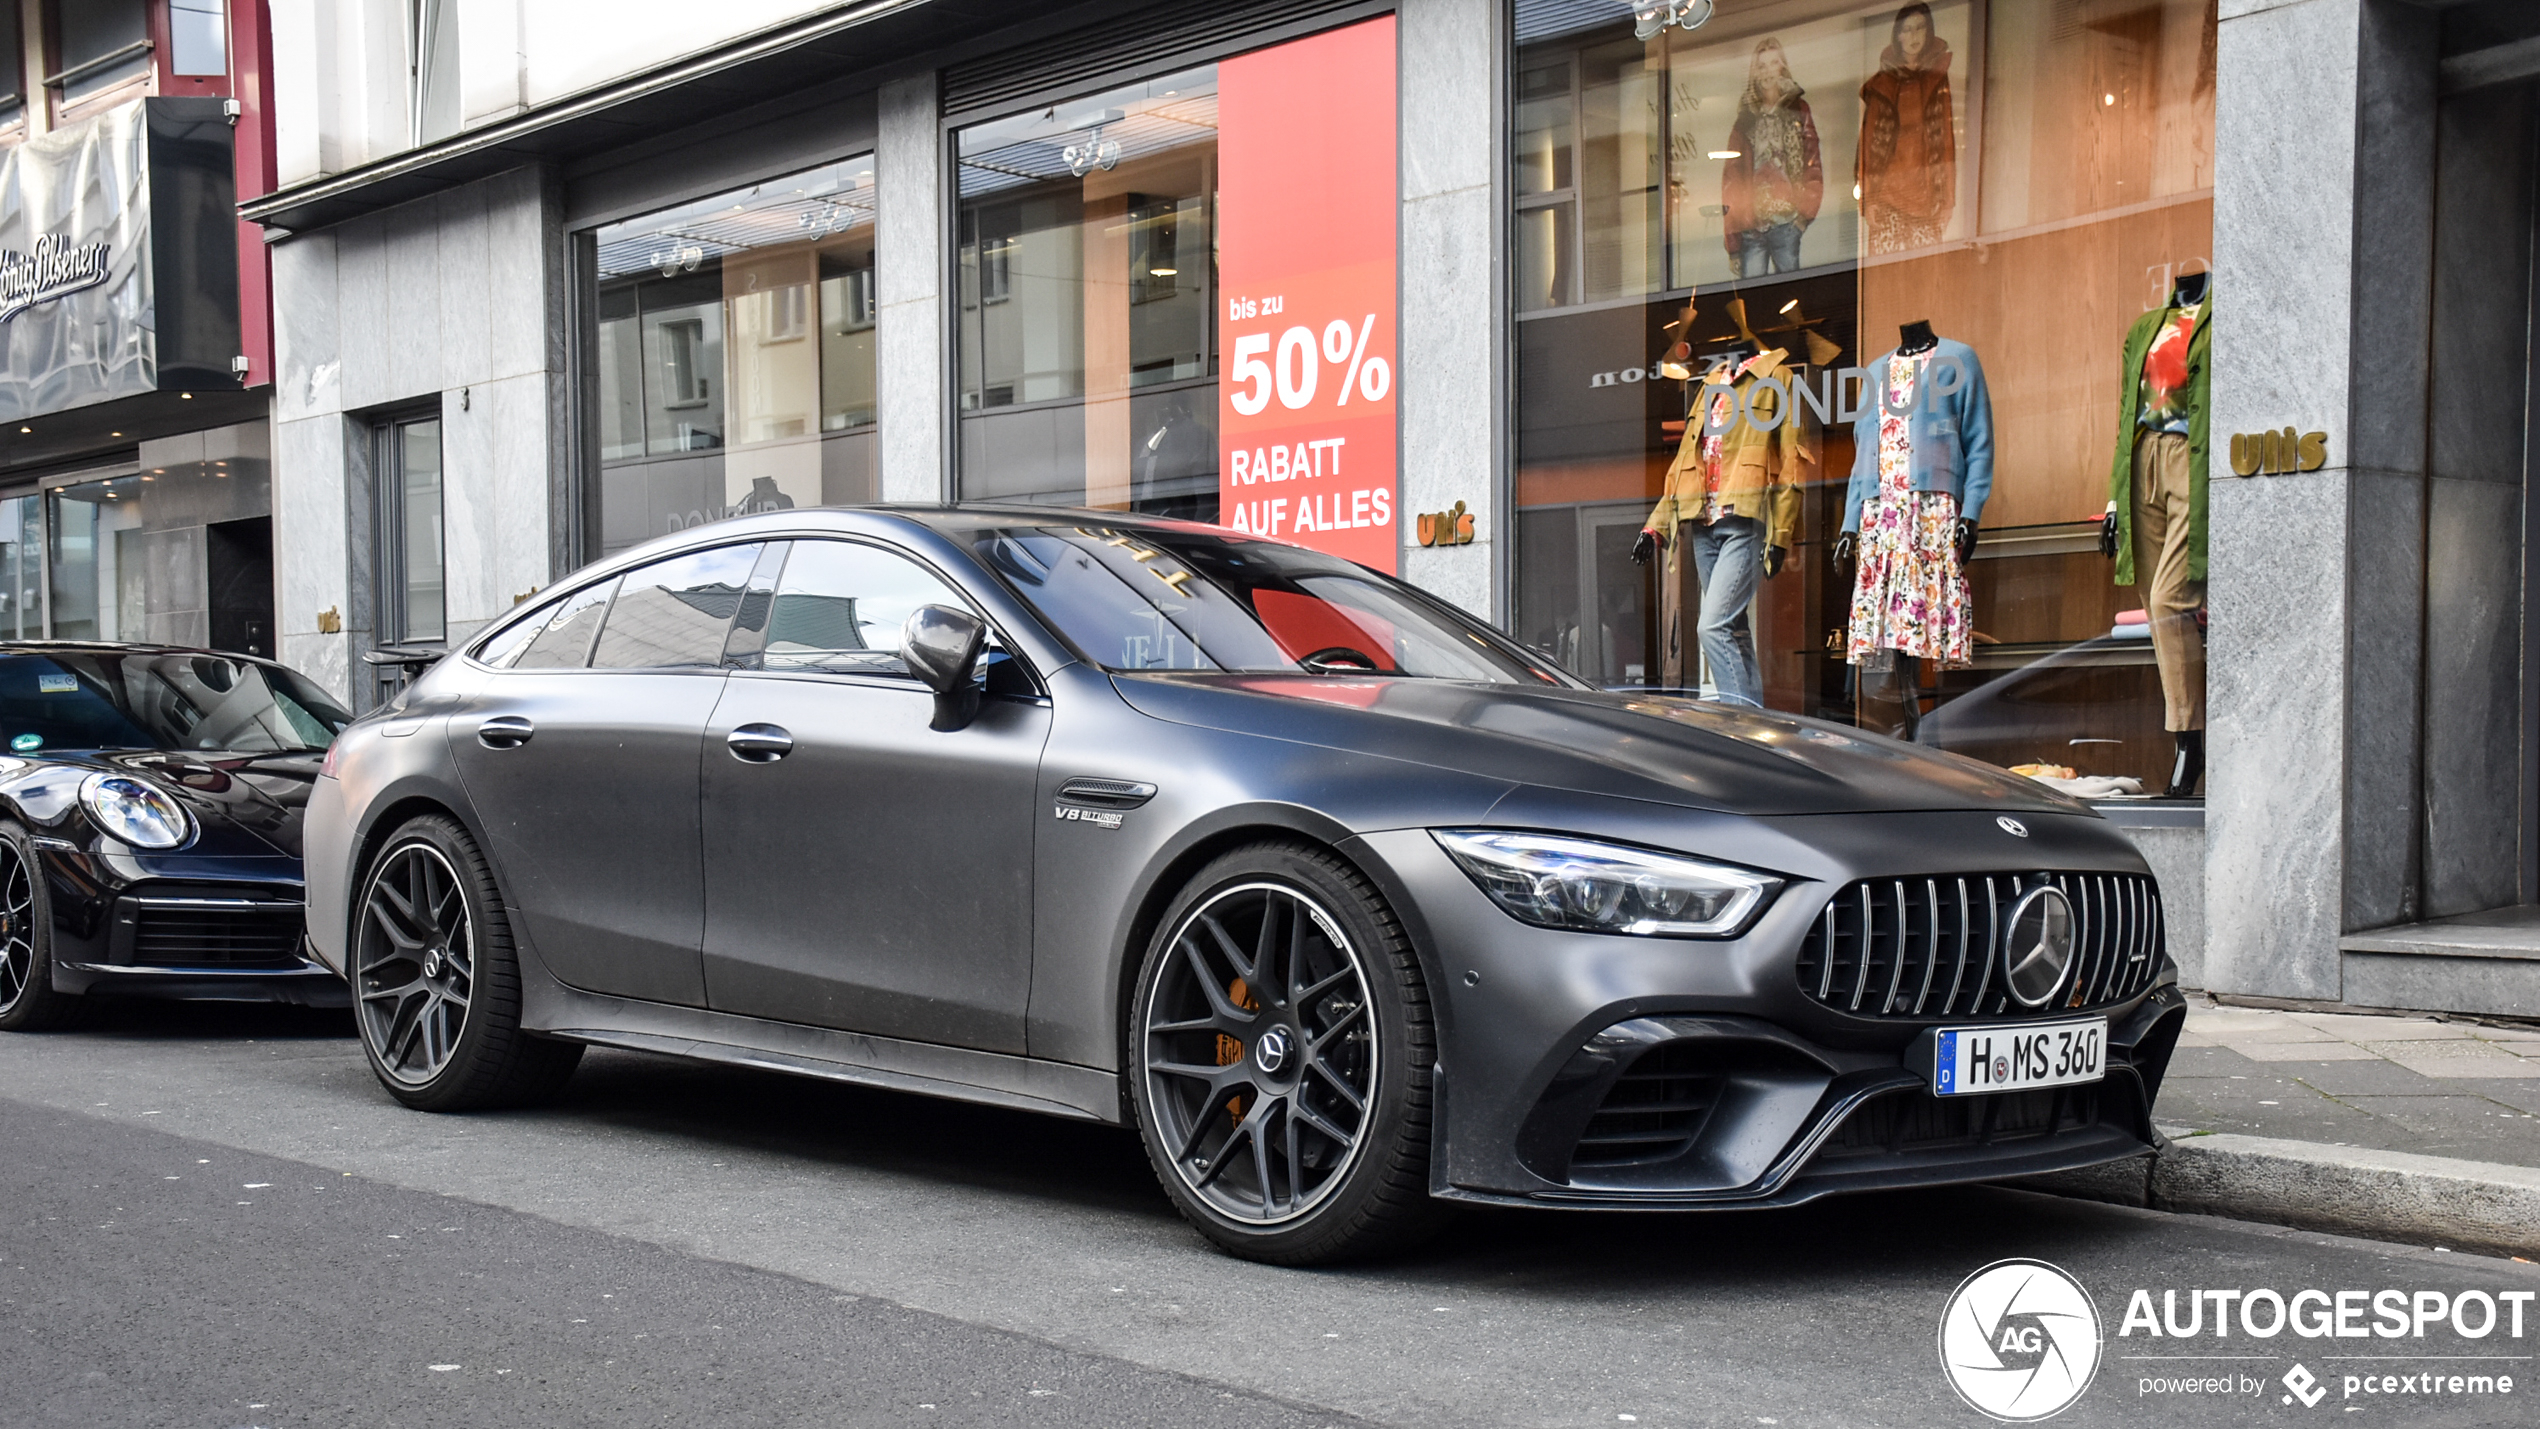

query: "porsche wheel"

left=1129, top=842, right=1444, bottom=1264
left=0, top=823, right=83, bottom=1032
left=353, top=814, right=581, bottom=1110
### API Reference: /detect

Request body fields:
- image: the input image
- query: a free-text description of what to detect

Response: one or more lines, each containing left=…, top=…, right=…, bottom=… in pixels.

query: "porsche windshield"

left=0, top=651, right=353, bottom=755
left=976, top=527, right=1578, bottom=685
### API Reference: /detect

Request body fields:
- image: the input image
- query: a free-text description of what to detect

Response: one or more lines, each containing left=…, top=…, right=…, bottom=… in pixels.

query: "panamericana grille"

left=1793, top=873, right=2161, bottom=1019
left=131, top=902, right=306, bottom=966
left=1571, top=1042, right=1725, bottom=1169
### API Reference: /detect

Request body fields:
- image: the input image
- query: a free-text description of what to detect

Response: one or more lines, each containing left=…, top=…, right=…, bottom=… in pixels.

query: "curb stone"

left=2012, top=1132, right=2540, bottom=1260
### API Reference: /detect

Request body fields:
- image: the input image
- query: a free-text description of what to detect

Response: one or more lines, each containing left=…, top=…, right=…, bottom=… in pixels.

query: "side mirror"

left=903, top=603, right=987, bottom=731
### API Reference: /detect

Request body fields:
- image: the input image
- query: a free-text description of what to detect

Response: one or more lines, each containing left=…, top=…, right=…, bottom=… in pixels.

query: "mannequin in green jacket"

left=2098, top=272, right=2210, bottom=798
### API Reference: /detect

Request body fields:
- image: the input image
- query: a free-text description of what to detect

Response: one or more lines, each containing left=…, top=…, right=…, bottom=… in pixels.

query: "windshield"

left=975, top=527, right=1579, bottom=686
left=0, top=651, right=353, bottom=755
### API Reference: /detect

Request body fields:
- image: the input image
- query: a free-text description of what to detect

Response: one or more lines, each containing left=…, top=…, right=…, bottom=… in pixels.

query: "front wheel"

left=0, top=823, right=84, bottom=1031
left=352, top=814, right=581, bottom=1111
left=1128, top=842, right=1445, bottom=1264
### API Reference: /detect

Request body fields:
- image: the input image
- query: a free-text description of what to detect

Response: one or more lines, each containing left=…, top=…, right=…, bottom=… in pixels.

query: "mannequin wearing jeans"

left=1633, top=345, right=1807, bottom=705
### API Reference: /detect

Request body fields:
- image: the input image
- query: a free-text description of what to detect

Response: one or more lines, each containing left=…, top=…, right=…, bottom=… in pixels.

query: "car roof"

left=0, top=640, right=283, bottom=663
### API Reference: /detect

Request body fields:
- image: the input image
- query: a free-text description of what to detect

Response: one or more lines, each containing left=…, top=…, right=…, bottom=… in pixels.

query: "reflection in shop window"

left=1512, top=0, right=2216, bottom=801
left=587, top=156, right=879, bottom=557
left=954, top=65, right=1220, bottom=518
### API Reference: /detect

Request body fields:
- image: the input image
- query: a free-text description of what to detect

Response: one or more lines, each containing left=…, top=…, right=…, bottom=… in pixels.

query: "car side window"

left=588, top=544, right=764, bottom=671
left=750, top=540, right=968, bottom=678
left=474, top=596, right=565, bottom=668
left=513, top=578, right=619, bottom=669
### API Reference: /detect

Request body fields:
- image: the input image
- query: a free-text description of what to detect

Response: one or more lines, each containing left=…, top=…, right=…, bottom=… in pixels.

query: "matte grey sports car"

left=304, top=507, right=2184, bottom=1264
left=0, top=643, right=353, bottom=1029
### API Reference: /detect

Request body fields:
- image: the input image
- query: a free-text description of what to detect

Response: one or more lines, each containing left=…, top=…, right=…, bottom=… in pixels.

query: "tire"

left=1127, top=841, right=1446, bottom=1264
left=351, top=814, right=582, bottom=1111
left=0, top=821, right=86, bottom=1032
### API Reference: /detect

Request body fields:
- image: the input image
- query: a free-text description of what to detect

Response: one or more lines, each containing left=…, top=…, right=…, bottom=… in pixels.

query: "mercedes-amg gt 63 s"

left=0, top=644, right=354, bottom=1029
left=305, top=507, right=2185, bottom=1264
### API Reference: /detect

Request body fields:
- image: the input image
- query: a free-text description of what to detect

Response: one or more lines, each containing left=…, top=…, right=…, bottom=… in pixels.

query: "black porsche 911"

left=0, top=643, right=353, bottom=1029
left=306, top=507, right=2185, bottom=1264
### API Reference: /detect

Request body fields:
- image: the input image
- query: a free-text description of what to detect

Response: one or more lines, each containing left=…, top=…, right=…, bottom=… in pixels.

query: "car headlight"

left=1432, top=830, right=1781, bottom=938
left=80, top=773, right=193, bottom=850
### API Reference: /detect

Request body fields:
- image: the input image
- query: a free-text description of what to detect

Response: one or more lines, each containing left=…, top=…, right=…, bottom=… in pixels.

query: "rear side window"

left=589, top=544, right=763, bottom=670
left=474, top=597, right=564, bottom=668
left=753, top=540, right=968, bottom=678
left=514, top=579, right=619, bottom=669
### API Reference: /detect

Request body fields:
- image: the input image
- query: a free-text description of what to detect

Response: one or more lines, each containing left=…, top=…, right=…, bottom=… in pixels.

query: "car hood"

left=1112, top=674, right=2088, bottom=818
left=0, top=749, right=320, bottom=857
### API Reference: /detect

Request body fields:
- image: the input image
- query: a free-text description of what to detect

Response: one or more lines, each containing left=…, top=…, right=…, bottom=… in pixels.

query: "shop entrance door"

left=206, top=516, right=274, bottom=658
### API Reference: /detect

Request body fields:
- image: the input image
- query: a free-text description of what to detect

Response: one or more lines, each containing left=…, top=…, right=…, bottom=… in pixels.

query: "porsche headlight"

left=1433, top=830, right=1780, bottom=938
left=80, top=773, right=193, bottom=850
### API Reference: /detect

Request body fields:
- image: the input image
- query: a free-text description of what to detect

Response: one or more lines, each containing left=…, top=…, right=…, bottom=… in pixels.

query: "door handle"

left=726, top=723, right=793, bottom=763
left=476, top=715, right=534, bottom=749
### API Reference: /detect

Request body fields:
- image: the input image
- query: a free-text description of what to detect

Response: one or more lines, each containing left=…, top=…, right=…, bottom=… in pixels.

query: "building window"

left=953, top=66, right=1220, bottom=518
left=412, top=0, right=459, bottom=143
left=586, top=156, right=878, bottom=558
left=170, top=0, right=229, bottom=78
left=0, top=495, right=41, bottom=641
left=48, top=0, right=152, bottom=118
left=0, top=5, right=24, bottom=132
left=1512, top=0, right=2216, bottom=798
left=378, top=414, right=446, bottom=645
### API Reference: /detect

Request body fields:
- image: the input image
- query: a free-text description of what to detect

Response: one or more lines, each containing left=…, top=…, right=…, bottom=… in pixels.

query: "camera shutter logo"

left=1938, top=1258, right=2102, bottom=1421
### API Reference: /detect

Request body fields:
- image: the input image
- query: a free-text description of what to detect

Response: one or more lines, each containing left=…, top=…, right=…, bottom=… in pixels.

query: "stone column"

left=876, top=71, right=948, bottom=504
left=2205, top=0, right=2437, bottom=998
left=1396, top=0, right=1504, bottom=619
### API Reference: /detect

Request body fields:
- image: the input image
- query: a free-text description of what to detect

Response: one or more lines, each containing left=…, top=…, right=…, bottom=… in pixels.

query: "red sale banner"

left=1216, top=19, right=1398, bottom=573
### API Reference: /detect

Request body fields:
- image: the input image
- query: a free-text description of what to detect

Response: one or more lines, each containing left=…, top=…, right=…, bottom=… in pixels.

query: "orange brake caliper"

left=1219, top=977, right=1260, bottom=1126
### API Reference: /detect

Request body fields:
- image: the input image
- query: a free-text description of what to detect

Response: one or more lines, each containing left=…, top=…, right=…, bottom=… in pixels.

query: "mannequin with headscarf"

left=1858, top=3, right=1956, bottom=254
left=1722, top=38, right=1823, bottom=278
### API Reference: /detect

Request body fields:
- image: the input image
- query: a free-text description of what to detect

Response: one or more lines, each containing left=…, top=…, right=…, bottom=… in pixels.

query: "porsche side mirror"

left=903, top=603, right=987, bottom=731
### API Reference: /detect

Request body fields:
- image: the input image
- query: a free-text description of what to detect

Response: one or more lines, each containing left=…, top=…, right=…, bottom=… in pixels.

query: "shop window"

left=587, top=156, right=878, bottom=558
left=0, top=496, right=40, bottom=641
left=953, top=65, right=1221, bottom=517
left=1512, top=0, right=2215, bottom=800
left=47, top=0, right=151, bottom=118
left=43, top=453, right=274, bottom=650
left=170, top=0, right=228, bottom=77
left=377, top=414, right=446, bottom=646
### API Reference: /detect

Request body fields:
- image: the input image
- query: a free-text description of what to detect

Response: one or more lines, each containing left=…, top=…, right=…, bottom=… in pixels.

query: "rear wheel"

left=1128, top=842, right=1445, bottom=1264
left=0, top=823, right=84, bottom=1032
left=353, top=815, right=581, bottom=1110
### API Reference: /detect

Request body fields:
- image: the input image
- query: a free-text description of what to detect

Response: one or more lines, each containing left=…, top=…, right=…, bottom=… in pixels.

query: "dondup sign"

left=0, top=235, right=113, bottom=323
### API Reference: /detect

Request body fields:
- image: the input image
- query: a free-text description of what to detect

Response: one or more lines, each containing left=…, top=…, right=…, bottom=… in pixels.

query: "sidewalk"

left=2017, top=996, right=2540, bottom=1257
left=2156, top=997, right=2540, bottom=1165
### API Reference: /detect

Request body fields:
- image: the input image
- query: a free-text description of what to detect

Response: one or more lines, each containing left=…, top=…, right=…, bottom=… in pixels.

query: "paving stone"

left=2334, top=1094, right=2540, bottom=1161
left=2231, top=1041, right=2381, bottom=1062
left=2287, top=1059, right=2455, bottom=1096
left=2287, top=1012, right=2470, bottom=1041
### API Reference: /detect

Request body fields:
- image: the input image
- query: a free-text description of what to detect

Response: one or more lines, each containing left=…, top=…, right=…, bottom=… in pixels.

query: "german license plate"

left=1934, top=1018, right=2106, bottom=1097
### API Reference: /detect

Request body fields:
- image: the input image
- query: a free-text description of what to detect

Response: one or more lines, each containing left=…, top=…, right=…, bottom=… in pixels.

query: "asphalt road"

left=1, top=1003, right=2534, bottom=1429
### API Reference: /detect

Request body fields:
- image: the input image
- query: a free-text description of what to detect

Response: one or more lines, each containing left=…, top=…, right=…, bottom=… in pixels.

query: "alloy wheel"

left=355, top=842, right=476, bottom=1086
left=0, top=841, right=33, bottom=1014
left=1142, top=881, right=1377, bottom=1225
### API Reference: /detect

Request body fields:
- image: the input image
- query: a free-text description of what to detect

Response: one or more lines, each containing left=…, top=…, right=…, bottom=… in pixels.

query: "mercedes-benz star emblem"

left=2001, top=887, right=2076, bottom=1008
left=1996, top=815, right=2029, bottom=838
left=1253, top=1027, right=1291, bottom=1075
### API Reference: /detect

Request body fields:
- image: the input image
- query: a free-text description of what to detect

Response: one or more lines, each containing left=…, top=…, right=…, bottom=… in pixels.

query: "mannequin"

left=1630, top=299, right=1808, bottom=706
left=2100, top=272, right=2212, bottom=797
left=1835, top=320, right=1994, bottom=738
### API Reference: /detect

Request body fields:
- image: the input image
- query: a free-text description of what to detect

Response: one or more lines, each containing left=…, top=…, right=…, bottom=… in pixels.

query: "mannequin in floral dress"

left=1834, top=320, right=1992, bottom=737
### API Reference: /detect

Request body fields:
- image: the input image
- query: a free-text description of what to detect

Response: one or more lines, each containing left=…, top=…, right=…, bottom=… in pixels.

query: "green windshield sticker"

left=9, top=733, right=40, bottom=752
left=35, top=674, right=76, bottom=693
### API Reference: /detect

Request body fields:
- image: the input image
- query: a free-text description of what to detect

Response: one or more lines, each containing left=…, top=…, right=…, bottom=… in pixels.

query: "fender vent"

left=1055, top=777, right=1157, bottom=809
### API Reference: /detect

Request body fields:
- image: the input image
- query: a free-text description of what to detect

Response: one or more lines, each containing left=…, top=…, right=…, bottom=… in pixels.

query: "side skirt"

left=531, top=982, right=1123, bottom=1125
